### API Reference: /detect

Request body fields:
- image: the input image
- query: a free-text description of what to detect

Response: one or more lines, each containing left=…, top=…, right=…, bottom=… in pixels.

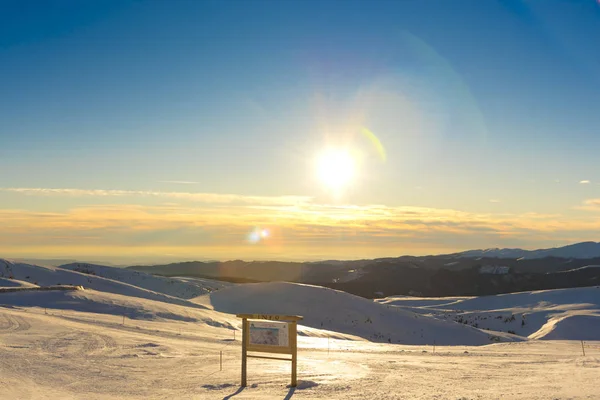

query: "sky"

left=1, top=0, right=600, bottom=264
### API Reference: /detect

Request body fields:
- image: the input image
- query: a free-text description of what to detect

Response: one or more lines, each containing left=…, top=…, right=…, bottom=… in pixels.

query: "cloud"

left=3, top=187, right=600, bottom=261
left=577, top=198, right=600, bottom=211
left=489, top=199, right=501, bottom=203
left=580, top=180, right=591, bottom=184
left=0, top=187, right=311, bottom=206
left=158, top=180, right=199, bottom=184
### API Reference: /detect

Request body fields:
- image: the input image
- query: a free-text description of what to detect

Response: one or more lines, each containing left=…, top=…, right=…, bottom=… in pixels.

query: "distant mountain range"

left=451, top=241, right=600, bottom=260
left=127, top=241, right=600, bottom=299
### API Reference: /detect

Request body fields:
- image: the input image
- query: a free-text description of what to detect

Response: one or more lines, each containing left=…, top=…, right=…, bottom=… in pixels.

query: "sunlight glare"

left=315, top=148, right=356, bottom=192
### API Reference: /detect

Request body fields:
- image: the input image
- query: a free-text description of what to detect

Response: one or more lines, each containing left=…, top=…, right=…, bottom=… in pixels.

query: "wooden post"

left=581, top=340, right=586, bottom=356
left=220, top=351, right=223, bottom=371
left=291, top=322, right=298, bottom=387
left=241, top=318, right=248, bottom=387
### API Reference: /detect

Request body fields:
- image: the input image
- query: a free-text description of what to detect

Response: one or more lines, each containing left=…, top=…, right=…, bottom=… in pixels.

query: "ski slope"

left=1, top=301, right=599, bottom=399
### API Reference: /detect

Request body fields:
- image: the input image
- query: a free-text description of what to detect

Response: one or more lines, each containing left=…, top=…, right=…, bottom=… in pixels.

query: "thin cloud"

left=158, top=180, right=199, bottom=184
left=489, top=199, right=501, bottom=203
left=580, top=180, right=591, bottom=184
left=577, top=198, right=600, bottom=211
left=0, top=187, right=312, bottom=206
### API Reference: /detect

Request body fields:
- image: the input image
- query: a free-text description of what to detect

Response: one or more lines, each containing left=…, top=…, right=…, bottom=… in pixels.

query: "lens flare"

left=247, top=227, right=271, bottom=244
left=361, top=127, right=386, bottom=162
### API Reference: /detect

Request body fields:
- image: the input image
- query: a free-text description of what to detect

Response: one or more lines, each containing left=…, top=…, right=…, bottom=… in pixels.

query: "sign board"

left=236, top=314, right=303, bottom=387
left=249, top=321, right=289, bottom=348
left=242, top=314, right=302, bottom=322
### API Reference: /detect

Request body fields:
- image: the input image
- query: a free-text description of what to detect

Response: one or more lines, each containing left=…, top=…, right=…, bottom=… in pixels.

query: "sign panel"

left=249, top=320, right=289, bottom=348
left=237, top=314, right=302, bottom=387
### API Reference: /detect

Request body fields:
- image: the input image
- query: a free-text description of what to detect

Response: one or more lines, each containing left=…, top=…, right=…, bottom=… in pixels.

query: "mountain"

left=129, top=253, right=600, bottom=299
left=453, top=241, right=600, bottom=260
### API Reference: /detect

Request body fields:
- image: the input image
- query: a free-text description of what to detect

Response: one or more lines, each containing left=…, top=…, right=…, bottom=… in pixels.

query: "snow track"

left=0, top=313, right=31, bottom=334
left=36, top=330, right=117, bottom=357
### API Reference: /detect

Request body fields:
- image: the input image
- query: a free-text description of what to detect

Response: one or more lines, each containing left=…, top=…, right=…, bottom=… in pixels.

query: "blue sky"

left=1, top=0, right=600, bottom=263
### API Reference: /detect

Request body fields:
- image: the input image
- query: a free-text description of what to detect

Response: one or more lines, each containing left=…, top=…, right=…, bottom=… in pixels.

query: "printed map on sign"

left=249, top=321, right=289, bottom=347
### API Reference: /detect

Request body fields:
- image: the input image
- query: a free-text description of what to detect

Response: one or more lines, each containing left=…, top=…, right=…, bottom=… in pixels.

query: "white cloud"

left=489, top=199, right=501, bottom=203
left=580, top=180, right=591, bottom=184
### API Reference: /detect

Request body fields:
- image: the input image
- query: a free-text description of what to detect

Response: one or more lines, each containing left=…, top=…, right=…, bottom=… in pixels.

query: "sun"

left=315, top=148, right=356, bottom=192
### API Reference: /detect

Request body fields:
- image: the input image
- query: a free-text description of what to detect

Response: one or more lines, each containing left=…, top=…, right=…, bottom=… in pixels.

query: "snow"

left=204, top=282, right=513, bottom=345
left=334, top=267, right=367, bottom=283
left=59, top=262, right=230, bottom=298
left=554, top=265, right=600, bottom=273
left=0, top=259, right=220, bottom=310
left=0, top=277, right=37, bottom=288
left=376, top=286, right=600, bottom=340
left=1, top=259, right=600, bottom=399
left=479, top=265, right=510, bottom=274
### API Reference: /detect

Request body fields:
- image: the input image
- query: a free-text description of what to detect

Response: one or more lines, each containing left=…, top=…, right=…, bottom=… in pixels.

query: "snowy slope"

left=1, top=305, right=598, bottom=400
left=0, top=259, right=211, bottom=310
left=530, top=312, right=600, bottom=340
left=0, top=287, right=237, bottom=327
left=202, top=282, right=514, bottom=345
left=377, top=286, right=600, bottom=341
left=58, top=262, right=230, bottom=299
left=0, top=277, right=38, bottom=288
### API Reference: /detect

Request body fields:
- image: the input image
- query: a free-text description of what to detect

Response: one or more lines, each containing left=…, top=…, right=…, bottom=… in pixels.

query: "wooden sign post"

left=236, top=314, right=303, bottom=387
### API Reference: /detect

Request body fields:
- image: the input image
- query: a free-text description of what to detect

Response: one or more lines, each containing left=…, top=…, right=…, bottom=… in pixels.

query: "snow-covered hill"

left=58, top=262, right=229, bottom=299
left=377, top=286, right=600, bottom=341
left=0, top=287, right=237, bottom=327
left=4, top=257, right=600, bottom=344
left=0, top=259, right=211, bottom=310
left=202, top=282, right=515, bottom=345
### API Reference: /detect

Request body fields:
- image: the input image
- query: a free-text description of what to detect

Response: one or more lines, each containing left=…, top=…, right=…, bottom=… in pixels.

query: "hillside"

left=202, top=282, right=515, bottom=345
left=128, top=244, right=600, bottom=299
left=0, top=277, right=38, bottom=288
left=377, top=286, right=600, bottom=341
left=0, top=259, right=211, bottom=310
left=59, top=262, right=230, bottom=299
left=3, top=258, right=600, bottom=343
